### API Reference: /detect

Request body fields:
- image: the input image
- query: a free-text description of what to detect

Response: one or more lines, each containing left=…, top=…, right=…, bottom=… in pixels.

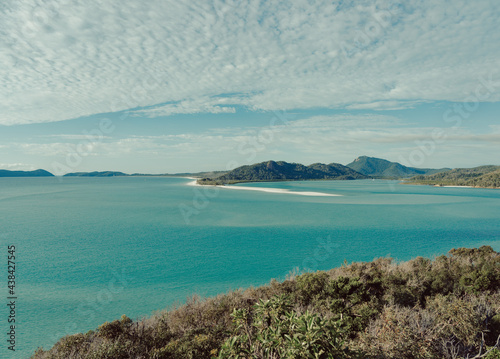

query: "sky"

left=1, top=0, right=499, bottom=174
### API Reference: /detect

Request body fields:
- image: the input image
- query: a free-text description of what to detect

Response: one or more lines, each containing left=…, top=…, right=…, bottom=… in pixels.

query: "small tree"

left=217, top=294, right=349, bottom=359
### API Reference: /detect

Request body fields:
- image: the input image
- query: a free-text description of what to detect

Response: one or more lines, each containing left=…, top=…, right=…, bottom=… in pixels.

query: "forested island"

left=2, top=157, right=499, bottom=188
left=194, top=157, right=452, bottom=185
left=0, top=169, right=54, bottom=177
left=197, top=160, right=368, bottom=185
left=406, top=165, right=500, bottom=188
left=346, top=156, right=450, bottom=178
left=33, top=246, right=500, bottom=359
left=196, top=157, right=499, bottom=189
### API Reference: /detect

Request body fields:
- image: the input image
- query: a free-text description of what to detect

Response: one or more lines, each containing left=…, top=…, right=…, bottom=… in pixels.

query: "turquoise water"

left=0, top=177, right=499, bottom=357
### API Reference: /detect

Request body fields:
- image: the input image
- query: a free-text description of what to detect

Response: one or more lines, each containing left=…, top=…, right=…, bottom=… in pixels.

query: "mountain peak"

left=353, top=155, right=368, bottom=161
left=197, top=160, right=368, bottom=185
left=346, top=156, right=447, bottom=178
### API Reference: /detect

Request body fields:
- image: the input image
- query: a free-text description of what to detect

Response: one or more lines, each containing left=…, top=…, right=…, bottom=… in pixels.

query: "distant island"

left=63, top=171, right=129, bottom=177
left=2, top=156, right=499, bottom=188
left=197, top=160, right=369, bottom=185
left=346, top=155, right=450, bottom=178
left=62, top=170, right=228, bottom=178
left=406, top=165, right=500, bottom=188
left=32, top=246, right=500, bottom=359
left=195, top=156, right=452, bottom=185
left=0, top=169, right=54, bottom=177
left=195, top=157, right=499, bottom=189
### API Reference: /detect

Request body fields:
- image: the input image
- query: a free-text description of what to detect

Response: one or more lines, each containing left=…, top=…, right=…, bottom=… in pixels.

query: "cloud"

left=345, top=101, right=422, bottom=111
left=5, top=111, right=499, bottom=172
left=10, top=133, right=235, bottom=159
left=42, top=134, right=113, bottom=140
left=130, top=97, right=236, bottom=117
left=0, top=163, right=37, bottom=171
left=10, top=113, right=499, bottom=159
left=16, top=142, right=85, bottom=156
left=1, top=0, right=499, bottom=125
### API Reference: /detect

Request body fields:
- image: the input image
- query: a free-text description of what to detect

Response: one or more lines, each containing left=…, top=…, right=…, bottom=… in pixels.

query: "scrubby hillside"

left=0, top=169, right=54, bottom=177
left=33, top=246, right=500, bottom=359
left=408, top=165, right=500, bottom=188
left=197, top=160, right=367, bottom=185
left=346, top=156, right=449, bottom=178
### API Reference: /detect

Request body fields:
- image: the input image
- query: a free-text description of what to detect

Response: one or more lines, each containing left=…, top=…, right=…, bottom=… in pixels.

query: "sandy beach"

left=185, top=178, right=198, bottom=186
left=185, top=179, right=341, bottom=196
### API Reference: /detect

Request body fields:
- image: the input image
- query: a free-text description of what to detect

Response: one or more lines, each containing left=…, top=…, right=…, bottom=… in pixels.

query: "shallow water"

left=0, top=177, right=499, bottom=357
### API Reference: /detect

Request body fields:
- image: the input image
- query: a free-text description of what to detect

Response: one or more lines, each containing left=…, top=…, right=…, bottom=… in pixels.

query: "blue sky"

left=1, top=0, right=499, bottom=174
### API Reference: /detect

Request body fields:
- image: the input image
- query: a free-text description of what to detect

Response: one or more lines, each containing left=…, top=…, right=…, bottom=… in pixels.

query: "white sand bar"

left=186, top=179, right=341, bottom=196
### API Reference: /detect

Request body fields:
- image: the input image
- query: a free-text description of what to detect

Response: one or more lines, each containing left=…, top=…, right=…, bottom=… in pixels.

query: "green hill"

left=408, top=165, right=500, bottom=188
left=0, top=169, right=54, bottom=177
left=346, top=156, right=449, bottom=178
left=197, top=160, right=368, bottom=185
left=32, top=246, right=500, bottom=359
left=467, top=169, right=500, bottom=188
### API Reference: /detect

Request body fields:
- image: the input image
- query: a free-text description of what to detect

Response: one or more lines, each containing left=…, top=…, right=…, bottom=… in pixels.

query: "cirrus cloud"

left=1, top=0, right=499, bottom=125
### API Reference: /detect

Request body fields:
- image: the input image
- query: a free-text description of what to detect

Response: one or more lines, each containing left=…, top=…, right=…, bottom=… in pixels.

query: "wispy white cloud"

left=0, top=163, right=37, bottom=171
left=5, top=111, right=499, bottom=172
left=1, top=0, right=499, bottom=125
left=14, top=113, right=496, bottom=156
left=345, top=101, right=422, bottom=111
left=130, top=97, right=236, bottom=117
left=42, top=134, right=113, bottom=140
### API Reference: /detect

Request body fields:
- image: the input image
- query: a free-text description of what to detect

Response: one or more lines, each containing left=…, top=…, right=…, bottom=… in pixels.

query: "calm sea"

left=1, top=177, right=499, bottom=357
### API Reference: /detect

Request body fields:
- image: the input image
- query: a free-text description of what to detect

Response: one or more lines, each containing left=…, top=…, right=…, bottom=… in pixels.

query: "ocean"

left=1, top=176, right=499, bottom=357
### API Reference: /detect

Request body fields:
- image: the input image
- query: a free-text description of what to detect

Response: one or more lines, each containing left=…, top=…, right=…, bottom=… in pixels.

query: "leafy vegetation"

left=197, top=160, right=368, bottom=185
left=218, top=295, right=348, bottom=358
left=407, top=166, right=500, bottom=188
left=32, top=246, right=500, bottom=358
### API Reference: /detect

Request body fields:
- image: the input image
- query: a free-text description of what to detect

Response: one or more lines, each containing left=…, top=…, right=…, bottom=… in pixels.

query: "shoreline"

left=186, top=179, right=341, bottom=197
left=402, top=181, right=499, bottom=189
left=186, top=179, right=199, bottom=186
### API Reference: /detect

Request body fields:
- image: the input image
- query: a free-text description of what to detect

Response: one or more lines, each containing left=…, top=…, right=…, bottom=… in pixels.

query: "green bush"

left=218, top=294, right=349, bottom=358
left=97, top=315, right=133, bottom=340
left=294, top=272, right=329, bottom=306
left=31, top=247, right=500, bottom=359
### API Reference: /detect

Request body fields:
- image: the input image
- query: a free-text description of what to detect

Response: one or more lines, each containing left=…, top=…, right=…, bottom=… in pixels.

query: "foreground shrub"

left=32, top=246, right=500, bottom=359
left=358, top=293, right=500, bottom=359
left=218, top=294, right=349, bottom=359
